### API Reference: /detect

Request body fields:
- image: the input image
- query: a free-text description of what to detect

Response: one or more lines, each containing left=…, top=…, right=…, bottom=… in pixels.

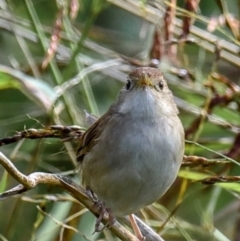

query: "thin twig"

left=0, top=125, right=83, bottom=146
left=182, top=155, right=231, bottom=167
left=200, top=175, right=240, bottom=184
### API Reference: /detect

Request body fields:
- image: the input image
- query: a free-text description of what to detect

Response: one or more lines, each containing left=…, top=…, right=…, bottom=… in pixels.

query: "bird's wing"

left=76, top=112, right=110, bottom=163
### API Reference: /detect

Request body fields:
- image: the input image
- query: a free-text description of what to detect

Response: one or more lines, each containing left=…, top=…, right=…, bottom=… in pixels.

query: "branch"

left=0, top=152, right=164, bottom=241
left=182, top=155, right=231, bottom=167
left=200, top=175, right=240, bottom=184
left=0, top=125, right=83, bottom=146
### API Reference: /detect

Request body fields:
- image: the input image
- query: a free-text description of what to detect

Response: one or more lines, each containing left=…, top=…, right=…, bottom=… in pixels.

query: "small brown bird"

left=77, top=67, right=185, bottom=240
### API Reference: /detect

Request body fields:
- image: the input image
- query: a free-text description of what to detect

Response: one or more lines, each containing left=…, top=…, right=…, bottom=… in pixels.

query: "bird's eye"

left=159, top=80, right=164, bottom=90
left=126, top=79, right=131, bottom=90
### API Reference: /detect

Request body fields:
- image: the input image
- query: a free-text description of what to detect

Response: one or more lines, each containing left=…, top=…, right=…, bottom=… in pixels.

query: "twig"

left=0, top=125, right=83, bottom=146
left=182, top=155, right=231, bottom=167
left=200, top=175, right=240, bottom=184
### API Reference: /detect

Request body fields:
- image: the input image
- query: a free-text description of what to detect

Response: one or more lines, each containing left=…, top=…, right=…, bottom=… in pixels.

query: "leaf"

left=0, top=65, right=57, bottom=112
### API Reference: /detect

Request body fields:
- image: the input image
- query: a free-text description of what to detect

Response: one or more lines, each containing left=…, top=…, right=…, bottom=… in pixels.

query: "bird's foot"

left=94, top=200, right=116, bottom=232
left=86, top=187, right=116, bottom=233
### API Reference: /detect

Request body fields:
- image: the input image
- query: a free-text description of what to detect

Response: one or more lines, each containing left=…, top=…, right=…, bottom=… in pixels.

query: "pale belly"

left=81, top=113, right=184, bottom=216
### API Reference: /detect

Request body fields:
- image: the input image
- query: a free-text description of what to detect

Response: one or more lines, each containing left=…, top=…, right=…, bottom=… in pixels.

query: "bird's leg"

left=129, top=214, right=145, bottom=241
left=94, top=201, right=106, bottom=232
left=85, top=187, right=116, bottom=232
left=107, top=208, right=116, bottom=227
left=94, top=201, right=116, bottom=232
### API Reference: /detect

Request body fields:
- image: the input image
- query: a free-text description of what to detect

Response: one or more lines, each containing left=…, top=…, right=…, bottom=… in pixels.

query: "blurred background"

left=0, top=0, right=240, bottom=240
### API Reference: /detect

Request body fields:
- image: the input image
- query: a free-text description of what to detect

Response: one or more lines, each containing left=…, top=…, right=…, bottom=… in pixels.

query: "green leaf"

left=0, top=65, right=56, bottom=112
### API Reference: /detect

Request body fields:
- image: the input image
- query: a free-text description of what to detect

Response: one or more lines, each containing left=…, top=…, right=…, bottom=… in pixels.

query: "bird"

left=77, top=67, right=185, bottom=240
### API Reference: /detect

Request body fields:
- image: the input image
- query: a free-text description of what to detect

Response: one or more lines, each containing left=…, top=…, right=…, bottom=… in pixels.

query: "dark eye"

left=126, top=79, right=131, bottom=90
left=159, top=80, right=164, bottom=90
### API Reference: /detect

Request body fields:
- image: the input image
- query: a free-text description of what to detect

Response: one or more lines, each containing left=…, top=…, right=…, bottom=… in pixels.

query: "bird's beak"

left=136, top=73, right=153, bottom=87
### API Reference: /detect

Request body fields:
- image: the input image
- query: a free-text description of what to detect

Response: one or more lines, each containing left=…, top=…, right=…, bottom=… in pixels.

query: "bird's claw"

left=86, top=187, right=116, bottom=233
left=93, top=199, right=116, bottom=232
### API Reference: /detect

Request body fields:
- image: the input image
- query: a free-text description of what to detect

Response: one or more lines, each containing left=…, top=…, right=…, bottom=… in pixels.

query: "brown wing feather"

left=76, top=112, right=110, bottom=163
